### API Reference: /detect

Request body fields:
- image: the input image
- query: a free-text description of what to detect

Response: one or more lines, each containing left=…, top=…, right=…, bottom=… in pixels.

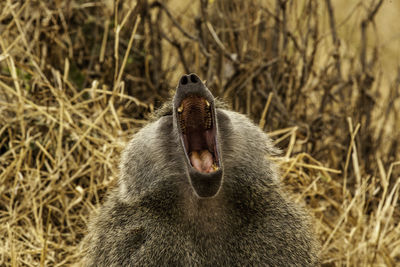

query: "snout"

left=173, top=74, right=215, bottom=109
left=173, top=74, right=223, bottom=198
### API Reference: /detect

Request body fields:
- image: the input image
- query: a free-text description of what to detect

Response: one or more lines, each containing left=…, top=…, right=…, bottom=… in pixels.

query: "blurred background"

left=0, top=0, right=399, bottom=266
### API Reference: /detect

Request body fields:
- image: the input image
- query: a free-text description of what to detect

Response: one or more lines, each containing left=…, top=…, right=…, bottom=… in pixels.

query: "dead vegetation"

left=0, top=0, right=399, bottom=266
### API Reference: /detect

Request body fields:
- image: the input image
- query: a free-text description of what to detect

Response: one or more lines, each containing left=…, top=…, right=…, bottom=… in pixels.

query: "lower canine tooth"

left=205, top=99, right=210, bottom=107
left=178, top=104, right=183, bottom=113
left=212, top=164, right=218, bottom=171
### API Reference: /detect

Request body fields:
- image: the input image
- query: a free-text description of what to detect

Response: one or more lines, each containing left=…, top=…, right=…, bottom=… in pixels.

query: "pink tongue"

left=190, top=150, right=214, bottom=173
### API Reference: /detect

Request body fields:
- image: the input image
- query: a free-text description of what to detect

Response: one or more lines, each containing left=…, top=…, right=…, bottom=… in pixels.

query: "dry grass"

left=0, top=0, right=399, bottom=266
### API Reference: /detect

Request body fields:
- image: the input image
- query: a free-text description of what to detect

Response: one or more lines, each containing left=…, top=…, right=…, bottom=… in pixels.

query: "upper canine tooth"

left=205, top=99, right=210, bottom=107
left=178, top=104, right=183, bottom=113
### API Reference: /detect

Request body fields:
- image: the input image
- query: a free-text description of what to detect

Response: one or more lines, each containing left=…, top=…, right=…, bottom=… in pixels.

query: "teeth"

left=212, top=163, right=219, bottom=171
left=178, top=104, right=183, bottom=113
left=205, top=117, right=211, bottom=129
left=204, top=103, right=212, bottom=129
left=180, top=118, right=186, bottom=134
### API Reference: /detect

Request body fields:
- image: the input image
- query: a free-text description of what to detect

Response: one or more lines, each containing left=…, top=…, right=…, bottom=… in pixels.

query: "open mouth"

left=177, top=95, right=220, bottom=174
left=173, top=73, right=223, bottom=198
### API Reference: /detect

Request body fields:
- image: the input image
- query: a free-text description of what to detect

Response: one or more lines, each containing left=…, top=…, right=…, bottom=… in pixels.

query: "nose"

left=174, top=73, right=214, bottom=107
left=179, top=73, right=200, bottom=86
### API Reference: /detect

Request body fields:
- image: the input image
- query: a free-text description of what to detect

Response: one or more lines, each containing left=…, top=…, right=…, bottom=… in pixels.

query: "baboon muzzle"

left=173, top=74, right=223, bottom=198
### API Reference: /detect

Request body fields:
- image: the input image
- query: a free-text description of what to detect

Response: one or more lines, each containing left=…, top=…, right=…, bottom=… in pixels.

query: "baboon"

left=83, top=74, right=319, bottom=266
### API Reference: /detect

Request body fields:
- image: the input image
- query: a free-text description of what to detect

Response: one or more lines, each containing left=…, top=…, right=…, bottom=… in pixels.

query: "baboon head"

left=172, top=74, right=223, bottom=198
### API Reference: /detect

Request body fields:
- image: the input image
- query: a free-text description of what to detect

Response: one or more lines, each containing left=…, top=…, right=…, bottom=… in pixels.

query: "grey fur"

left=83, top=85, right=319, bottom=266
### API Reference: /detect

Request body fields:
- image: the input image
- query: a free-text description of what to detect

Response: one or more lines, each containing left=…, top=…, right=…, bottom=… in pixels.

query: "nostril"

left=180, top=75, right=188, bottom=85
left=190, top=74, right=198, bottom=83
